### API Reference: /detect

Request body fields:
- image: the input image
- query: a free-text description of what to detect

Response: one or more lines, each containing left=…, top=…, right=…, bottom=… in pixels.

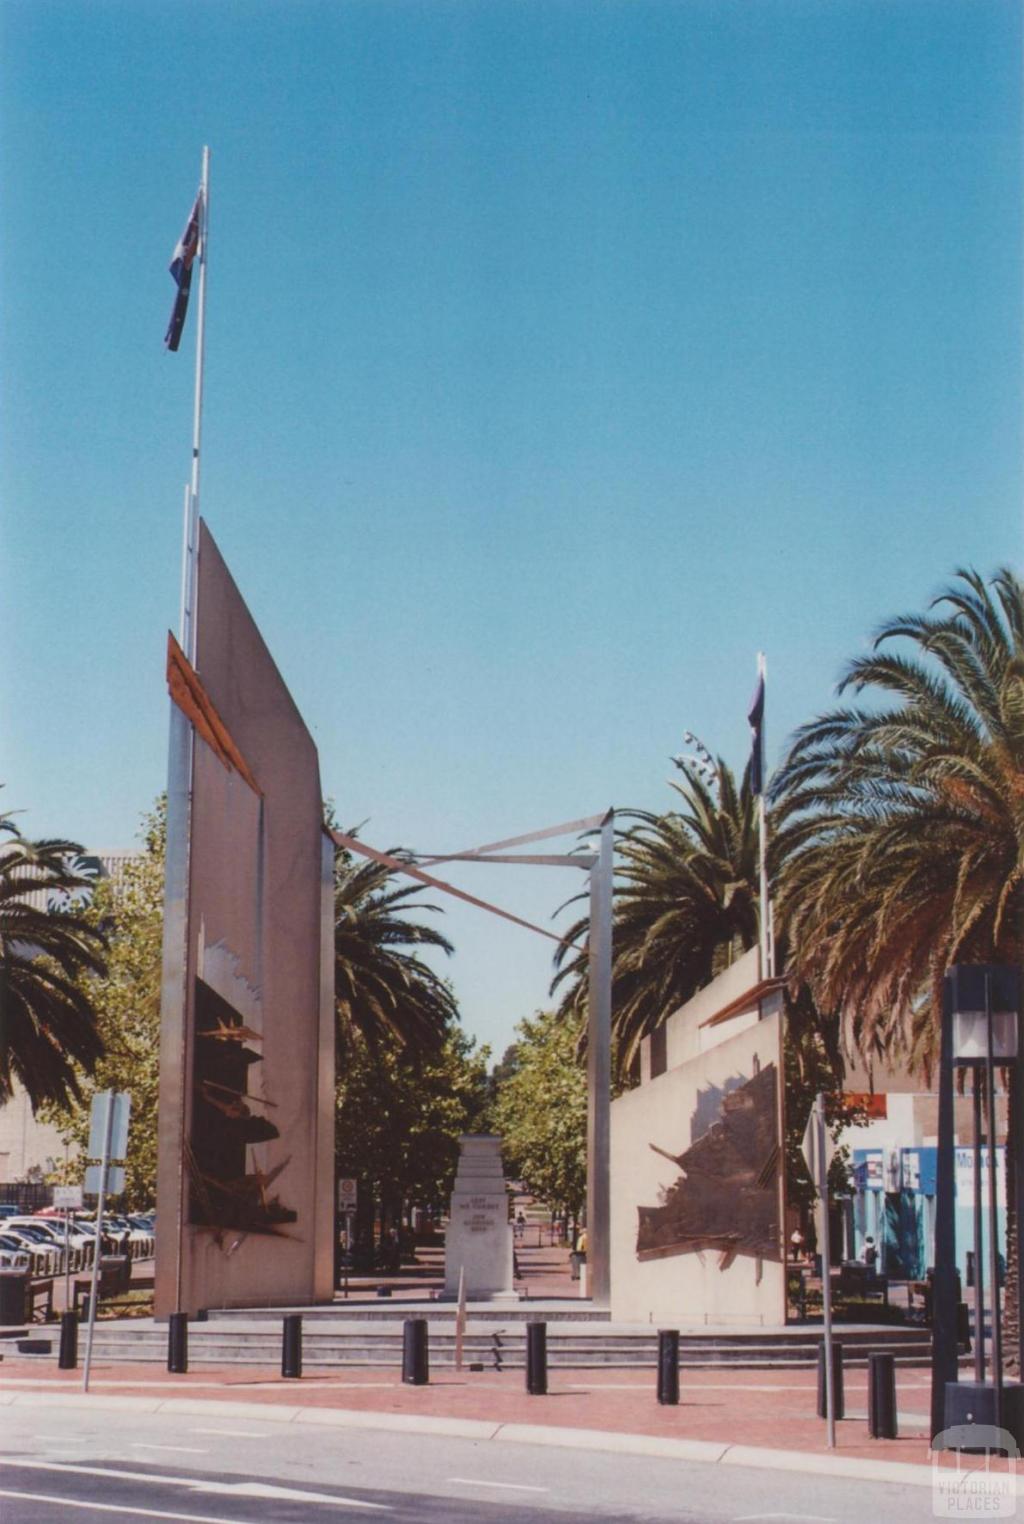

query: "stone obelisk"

left=443, top=1134, right=516, bottom=1299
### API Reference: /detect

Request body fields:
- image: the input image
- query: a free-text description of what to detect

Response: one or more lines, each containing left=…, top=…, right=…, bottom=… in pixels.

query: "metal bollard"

left=58, top=1310, right=78, bottom=1370
left=80, top=1296, right=91, bottom=1326
left=816, top=1340, right=844, bottom=1421
left=282, top=1314, right=302, bottom=1379
left=868, top=1351, right=897, bottom=1439
left=657, top=1329, right=679, bottom=1405
left=526, top=1320, right=548, bottom=1395
left=168, top=1311, right=189, bottom=1374
left=402, top=1318, right=429, bottom=1385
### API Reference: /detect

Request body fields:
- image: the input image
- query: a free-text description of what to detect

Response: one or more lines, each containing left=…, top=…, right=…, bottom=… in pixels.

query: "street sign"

left=337, top=1177, right=358, bottom=1210
left=802, top=1093, right=838, bottom=1451
left=800, top=1104, right=835, bottom=1192
left=87, top=1090, right=131, bottom=1160
left=85, top=1164, right=124, bottom=1195
left=53, top=1185, right=83, bottom=1209
left=82, top=1088, right=131, bottom=1397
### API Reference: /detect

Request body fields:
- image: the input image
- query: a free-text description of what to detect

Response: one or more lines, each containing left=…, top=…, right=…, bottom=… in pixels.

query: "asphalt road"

left=0, top=1402, right=948, bottom=1522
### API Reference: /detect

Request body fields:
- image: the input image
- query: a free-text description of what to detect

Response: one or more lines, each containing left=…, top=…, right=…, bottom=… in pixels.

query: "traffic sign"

left=337, top=1177, right=358, bottom=1210
left=85, top=1165, right=124, bottom=1195
left=87, top=1090, right=131, bottom=1161
left=53, top=1185, right=83, bottom=1209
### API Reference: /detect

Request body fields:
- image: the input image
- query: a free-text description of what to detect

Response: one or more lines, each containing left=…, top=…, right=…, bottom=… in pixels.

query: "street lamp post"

left=932, top=964, right=1022, bottom=1448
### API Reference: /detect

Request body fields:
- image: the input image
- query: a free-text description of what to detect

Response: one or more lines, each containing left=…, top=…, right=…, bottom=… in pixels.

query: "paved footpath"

left=0, top=1355, right=1007, bottom=1492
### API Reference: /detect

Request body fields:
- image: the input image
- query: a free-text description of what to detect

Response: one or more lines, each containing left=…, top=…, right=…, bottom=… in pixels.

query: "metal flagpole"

left=756, top=652, right=774, bottom=978
left=180, top=144, right=210, bottom=665
left=172, top=145, right=209, bottom=1317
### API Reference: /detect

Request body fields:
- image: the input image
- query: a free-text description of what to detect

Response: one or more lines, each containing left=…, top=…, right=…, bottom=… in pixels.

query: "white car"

left=8, top=1216, right=94, bottom=1251
left=0, top=1238, right=31, bottom=1272
left=0, top=1228, right=58, bottom=1275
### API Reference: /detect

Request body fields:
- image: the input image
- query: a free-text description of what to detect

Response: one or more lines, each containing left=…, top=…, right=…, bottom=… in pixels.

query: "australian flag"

left=747, top=672, right=765, bottom=797
left=164, top=192, right=202, bottom=351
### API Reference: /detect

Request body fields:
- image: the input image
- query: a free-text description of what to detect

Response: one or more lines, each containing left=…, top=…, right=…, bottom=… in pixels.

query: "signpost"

left=82, top=1090, right=131, bottom=1393
left=53, top=1185, right=84, bottom=1312
left=802, top=1093, right=836, bottom=1449
left=337, top=1179, right=357, bottom=1299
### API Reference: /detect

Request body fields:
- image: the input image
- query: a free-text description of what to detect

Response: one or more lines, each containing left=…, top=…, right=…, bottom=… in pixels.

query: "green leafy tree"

left=43, top=803, right=165, bottom=1208
left=491, top=1008, right=588, bottom=1227
left=333, top=834, right=458, bottom=1055
left=783, top=985, right=865, bottom=1223
left=772, top=567, right=1024, bottom=1355
left=0, top=809, right=106, bottom=1110
left=335, top=1024, right=491, bottom=1237
left=552, top=746, right=761, bottom=1080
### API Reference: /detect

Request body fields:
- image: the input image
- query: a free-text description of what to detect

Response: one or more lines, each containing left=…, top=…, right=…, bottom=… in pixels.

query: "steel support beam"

left=587, top=811, right=614, bottom=1307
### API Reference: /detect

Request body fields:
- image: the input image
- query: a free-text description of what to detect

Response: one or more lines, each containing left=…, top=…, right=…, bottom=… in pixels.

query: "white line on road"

left=188, top=1427, right=270, bottom=1438
left=0, top=1491, right=266, bottom=1524
left=734, top=1515, right=838, bottom=1523
left=449, top=1477, right=549, bottom=1493
left=131, top=1444, right=208, bottom=1454
left=0, top=1459, right=388, bottom=1511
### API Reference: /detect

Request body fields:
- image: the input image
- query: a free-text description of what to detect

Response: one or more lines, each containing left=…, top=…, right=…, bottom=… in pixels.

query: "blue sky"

left=2, top=1, right=1020, bottom=1057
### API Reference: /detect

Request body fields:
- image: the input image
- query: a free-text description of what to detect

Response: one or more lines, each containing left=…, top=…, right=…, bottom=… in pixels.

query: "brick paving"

left=0, top=1356, right=947, bottom=1470
left=0, top=1234, right=983, bottom=1479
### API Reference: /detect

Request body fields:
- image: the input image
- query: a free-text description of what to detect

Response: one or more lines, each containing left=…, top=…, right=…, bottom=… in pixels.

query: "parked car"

left=0, top=1236, right=32, bottom=1271
left=5, top=1217, right=95, bottom=1268
left=0, top=1228, right=59, bottom=1275
left=5, top=1215, right=92, bottom=1247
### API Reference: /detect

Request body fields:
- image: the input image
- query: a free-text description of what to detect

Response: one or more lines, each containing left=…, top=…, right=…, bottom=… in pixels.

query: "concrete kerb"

left=5, top=1386, right=1021, bottom=1492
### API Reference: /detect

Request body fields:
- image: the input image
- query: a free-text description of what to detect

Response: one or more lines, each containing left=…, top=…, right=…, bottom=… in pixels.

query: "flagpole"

left=180, top=144, right=210, bottom=664
left=756, top=651, right=774, bottom=978
left=171, top=145, right=208, bottom=1316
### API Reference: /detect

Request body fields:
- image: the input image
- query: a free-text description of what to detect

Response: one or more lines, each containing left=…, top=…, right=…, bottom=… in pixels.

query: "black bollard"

left=58, top=1310, right=78, bottom=1370
left=168, top=1311, right=189, bottom=1374
left=402, top=1318, right=429, bottom=1385
left=526, top=1320, right=548, bottom=1395
left=868, top=1351, right=897, bottom=1439
left=282, top=1314, right=302, bottom=1379
left=80, top=1296, right=91, bottom=1327
left=657, top=1329, right=679, bottom=1405
left=816, top=1340, right=844, bottom=1421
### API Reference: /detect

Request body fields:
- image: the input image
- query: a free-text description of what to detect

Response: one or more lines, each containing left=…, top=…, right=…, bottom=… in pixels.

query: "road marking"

left=0, top=1460, right=388, bottom=1511
left=188, top=1427, right=270, bottom=1438
left=449, top=1477, right=549, bottom=1493
left=0, top=1492, right=265, bottom=1524
left=131, top=1444, right=208, bottom=1454
left=734, top=1515, right=838, bottom=1523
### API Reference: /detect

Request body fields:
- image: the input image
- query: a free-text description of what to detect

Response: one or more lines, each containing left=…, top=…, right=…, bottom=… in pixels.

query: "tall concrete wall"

left=611, top=960, right=785, bottom=1328
left=155, top=521, right=335, bottom=1316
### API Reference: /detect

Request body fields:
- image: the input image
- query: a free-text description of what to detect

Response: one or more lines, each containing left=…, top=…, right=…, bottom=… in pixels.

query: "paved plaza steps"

left=67, top=1317, right=935, bottom=1370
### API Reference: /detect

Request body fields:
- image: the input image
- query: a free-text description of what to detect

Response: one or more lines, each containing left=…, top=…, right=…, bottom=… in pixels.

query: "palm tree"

left=771, top=566, right=1024, bottom=1358
left=0, top=811, right=107, bottom=1109
left=552, top=746, right=762, bottom=1080
left=334, top=837, right=459, bottom=1057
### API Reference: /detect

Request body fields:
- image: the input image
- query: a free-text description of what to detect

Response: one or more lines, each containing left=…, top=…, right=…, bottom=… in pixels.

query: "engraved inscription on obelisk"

left=443, top=1134, right=515, bottom=1298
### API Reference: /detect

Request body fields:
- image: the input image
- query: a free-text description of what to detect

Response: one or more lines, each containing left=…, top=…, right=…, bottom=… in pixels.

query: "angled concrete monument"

left=443, top=1134, right=515, bottom=1299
